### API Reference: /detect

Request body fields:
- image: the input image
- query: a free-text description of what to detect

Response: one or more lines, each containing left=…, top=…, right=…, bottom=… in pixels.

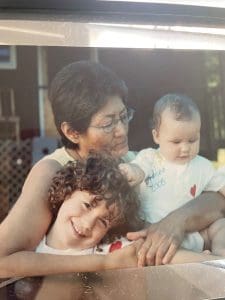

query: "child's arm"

left=2, top=240, right=224, bottom=278
left=119, top=163, right=145, bottom=186
left=0, top=251, right=108, bottom=278
left=0, top=248, right=139, bottom=278
left=0, top=238, right=142, bottom=278
left=0, top=239, right=144, bottom=278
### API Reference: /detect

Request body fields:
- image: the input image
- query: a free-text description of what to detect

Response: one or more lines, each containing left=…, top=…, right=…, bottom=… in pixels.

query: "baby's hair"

left=152, top=93, right=200, bottom=130
left=48, top=152, right=142, bottom=241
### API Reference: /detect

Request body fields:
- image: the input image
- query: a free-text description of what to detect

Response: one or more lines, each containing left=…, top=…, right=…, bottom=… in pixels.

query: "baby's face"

left=49, top=191, right=118, bottom=250
left=152, top=109, right=201, bottom=165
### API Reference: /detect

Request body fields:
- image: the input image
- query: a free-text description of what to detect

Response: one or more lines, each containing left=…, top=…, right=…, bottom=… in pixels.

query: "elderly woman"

left=0, top=61, right=224, bottom=277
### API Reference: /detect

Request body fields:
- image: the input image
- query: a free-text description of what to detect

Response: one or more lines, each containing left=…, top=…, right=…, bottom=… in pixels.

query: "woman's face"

left=78, top=96, right=129, bottom=158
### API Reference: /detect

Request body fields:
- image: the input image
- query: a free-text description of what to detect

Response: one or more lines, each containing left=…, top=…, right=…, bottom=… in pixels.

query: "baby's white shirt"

left=133, top=148, right=225, bottom=224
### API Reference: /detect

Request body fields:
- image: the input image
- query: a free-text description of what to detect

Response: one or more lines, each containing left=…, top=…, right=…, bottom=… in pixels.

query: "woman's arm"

left=0, top=159, right=62, bottom=274
left=127, top=192, right=225, bottom=266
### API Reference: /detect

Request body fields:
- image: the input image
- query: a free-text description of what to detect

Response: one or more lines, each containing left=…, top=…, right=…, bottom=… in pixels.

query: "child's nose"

left=82, top=213, right=97, bottom=235
left=181, top=143, right=190, bottom=153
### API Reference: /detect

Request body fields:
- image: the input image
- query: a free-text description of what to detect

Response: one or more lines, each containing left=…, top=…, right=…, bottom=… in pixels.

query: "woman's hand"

left=127, top=217, right=185, bottom=267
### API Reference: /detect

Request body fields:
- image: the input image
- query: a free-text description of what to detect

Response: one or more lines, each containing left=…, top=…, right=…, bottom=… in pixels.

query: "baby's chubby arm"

left=119, top=163, right=145, bottom=186
left=219, top=186, right=225, bottom=198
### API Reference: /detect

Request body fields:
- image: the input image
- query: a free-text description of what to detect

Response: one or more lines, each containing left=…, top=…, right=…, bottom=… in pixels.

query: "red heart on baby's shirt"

left=190, top=184, right=196, bottom=197
left=109, top=241, right=122, bottom=252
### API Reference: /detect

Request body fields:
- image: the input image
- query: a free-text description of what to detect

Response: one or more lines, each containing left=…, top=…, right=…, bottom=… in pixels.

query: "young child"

left=120, top=93, right=225, bottom=256
left=13, top=154, right=142, bottom=300
left=36, top=152, right=142, bottom=256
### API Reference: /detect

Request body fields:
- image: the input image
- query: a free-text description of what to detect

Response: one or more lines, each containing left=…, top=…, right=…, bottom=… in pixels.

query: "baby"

left=120, top=93, right=225, bottom=256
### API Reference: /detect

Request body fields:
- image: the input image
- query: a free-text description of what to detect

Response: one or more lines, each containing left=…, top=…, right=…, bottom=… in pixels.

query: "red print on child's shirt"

left=109, top=241, right=122, bottom=252
left=190, top=184, right=196, bottom=197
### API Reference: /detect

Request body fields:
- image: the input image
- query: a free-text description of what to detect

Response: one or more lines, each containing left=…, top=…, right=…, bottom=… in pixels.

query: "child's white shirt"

left=133, top=148, right=225, bottom=252
left=36, top=236, right=132, bottom=255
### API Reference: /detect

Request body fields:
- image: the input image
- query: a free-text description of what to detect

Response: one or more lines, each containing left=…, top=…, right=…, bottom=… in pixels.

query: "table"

left=1, top=260, right=225, bottom=299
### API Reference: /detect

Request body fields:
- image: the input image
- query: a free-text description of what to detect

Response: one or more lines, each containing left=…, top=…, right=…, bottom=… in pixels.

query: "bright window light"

left=99, top=0, right=225, bottom=8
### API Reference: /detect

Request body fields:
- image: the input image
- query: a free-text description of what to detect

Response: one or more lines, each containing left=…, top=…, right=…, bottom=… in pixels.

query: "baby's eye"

left=172, top=140, right=180, bottom=144
left=189, top=139, right=197, bottom=143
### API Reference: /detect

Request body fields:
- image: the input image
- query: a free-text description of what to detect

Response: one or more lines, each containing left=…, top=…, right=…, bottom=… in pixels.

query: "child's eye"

left=99, top=218, right=108, bottom=228
left=84, top=202, right=91, bottom=209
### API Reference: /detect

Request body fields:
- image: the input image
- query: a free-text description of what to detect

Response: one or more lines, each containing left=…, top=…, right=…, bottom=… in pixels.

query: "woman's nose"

left=113, top=120, right=128, bottom=137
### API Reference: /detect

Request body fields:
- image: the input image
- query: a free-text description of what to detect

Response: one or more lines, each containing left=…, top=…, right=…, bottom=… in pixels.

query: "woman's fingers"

left=127, top=229, right=148, bottom=241
left=155, top=242, right=171, bottom=266
left=128, top=218, right=184, bottom=266
left=137, top=240, right=152, bottom=267
left=162, top=241, right=180, bottom=264
left=135, top=227, right=182, bottom=266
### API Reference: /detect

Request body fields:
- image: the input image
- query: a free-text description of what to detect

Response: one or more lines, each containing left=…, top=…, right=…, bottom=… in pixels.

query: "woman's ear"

left=152, top=129, right=159, bottom=145
left=61, top=122, right=80, bottom=144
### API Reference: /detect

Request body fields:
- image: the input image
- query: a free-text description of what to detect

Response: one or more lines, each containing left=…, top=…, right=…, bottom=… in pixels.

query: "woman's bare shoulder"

left=22, top=158, right=62, bottom=193
left=30, top=158, right=63, bottom=176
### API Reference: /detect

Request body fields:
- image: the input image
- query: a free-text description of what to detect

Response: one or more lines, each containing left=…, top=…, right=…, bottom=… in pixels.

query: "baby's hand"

left=119, top=163, right=145, bottom=186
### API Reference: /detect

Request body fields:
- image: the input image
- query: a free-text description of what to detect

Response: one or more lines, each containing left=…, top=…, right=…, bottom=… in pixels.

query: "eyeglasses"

left=89, top=107, right=135, bottom=133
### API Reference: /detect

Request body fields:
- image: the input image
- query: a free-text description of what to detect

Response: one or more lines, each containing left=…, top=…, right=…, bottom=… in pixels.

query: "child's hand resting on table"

left=105, top=239, right=145, bottom=270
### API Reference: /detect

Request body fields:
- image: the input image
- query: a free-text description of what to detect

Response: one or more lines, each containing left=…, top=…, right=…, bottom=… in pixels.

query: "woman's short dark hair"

left=48, top=152, right=142, bottom=241
left=48, top=61, right=128, bottom=149
left=152, top=93, right=200, bottom=130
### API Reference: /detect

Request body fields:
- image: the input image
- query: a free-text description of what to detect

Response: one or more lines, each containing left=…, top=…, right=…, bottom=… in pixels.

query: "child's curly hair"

left=48, top=152, right=143, bottom=242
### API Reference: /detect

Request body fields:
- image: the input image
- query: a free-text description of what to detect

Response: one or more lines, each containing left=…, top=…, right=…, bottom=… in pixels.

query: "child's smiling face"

left=47, top=190, right=118, bottom=250
left=152, top=108, right=201, bottom=165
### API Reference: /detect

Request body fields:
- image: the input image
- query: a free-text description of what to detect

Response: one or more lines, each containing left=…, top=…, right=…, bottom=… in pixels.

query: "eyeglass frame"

left=89, top=107, right=135, bottom=133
